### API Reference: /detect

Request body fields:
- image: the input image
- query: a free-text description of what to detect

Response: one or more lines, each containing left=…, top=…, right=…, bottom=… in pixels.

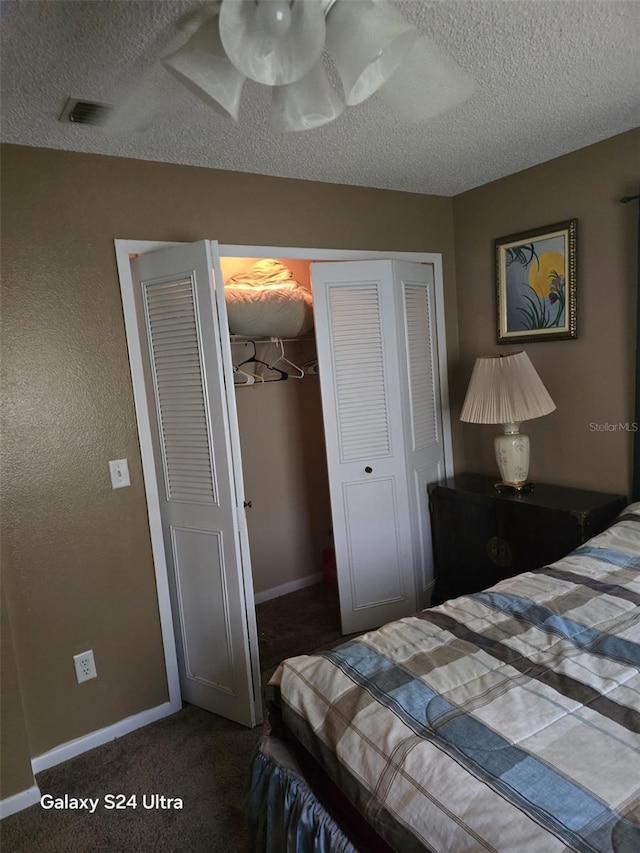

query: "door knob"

left=364, top=466, right=373, bottom=474
left=243, top=500, right=252, bottom=508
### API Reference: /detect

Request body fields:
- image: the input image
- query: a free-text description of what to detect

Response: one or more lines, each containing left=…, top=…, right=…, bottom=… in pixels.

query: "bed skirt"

left=245, top=735, right=358, bottom=853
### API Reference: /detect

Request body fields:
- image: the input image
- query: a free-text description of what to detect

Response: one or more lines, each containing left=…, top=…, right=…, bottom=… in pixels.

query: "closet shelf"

left=229, top=333, right=315, bottom=344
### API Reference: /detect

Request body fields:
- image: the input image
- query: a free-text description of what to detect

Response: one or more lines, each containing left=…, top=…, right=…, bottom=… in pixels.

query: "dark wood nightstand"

left=429, top=473, right=627, bottom=604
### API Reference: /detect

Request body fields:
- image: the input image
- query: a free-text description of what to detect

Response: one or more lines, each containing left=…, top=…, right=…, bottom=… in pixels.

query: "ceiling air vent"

left=59, top=98, right=111, bottom=126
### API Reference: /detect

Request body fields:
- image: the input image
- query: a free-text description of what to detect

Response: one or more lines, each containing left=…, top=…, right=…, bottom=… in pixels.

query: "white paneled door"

left=395, top=261, right=447, bottom=610
left=131, top=241, right=259, bottom=727
left=311, top=260, right=446, bottom=633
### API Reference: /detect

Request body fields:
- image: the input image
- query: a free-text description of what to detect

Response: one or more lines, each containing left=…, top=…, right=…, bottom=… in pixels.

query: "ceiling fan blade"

left=377, top=34, right=475, bottom=122
left=102, top=4, right=223, bottom=133
left=102, top=68, right=173, bottom=133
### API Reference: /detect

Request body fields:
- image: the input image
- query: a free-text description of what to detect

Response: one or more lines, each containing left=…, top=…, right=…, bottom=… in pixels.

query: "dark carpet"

left=256, top=580, right=342, bottom=671
left=1, top=582, right=347, bottom=853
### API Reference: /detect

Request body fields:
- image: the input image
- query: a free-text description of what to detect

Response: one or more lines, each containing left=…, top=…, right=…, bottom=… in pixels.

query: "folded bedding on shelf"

left=225, top=259, right=313, bottom=338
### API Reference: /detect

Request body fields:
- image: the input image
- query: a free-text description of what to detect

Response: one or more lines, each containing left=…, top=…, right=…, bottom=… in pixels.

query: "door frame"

left=115, top=239, right=454, bottom=709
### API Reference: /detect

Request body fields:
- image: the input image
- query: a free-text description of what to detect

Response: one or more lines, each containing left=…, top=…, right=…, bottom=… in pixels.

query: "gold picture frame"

left=495, top=219, right=577, bottom=344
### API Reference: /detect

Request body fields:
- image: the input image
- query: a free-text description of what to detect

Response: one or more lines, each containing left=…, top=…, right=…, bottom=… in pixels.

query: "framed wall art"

left=495, top=219, right=577, bottom=343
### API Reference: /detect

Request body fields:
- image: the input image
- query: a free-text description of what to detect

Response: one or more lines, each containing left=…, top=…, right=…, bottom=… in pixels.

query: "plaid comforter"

left=269, top=506, right=640, bottom=852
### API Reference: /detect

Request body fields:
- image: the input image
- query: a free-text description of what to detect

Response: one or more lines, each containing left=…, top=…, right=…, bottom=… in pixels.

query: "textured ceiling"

left=1, top=0, right=639, bottom=196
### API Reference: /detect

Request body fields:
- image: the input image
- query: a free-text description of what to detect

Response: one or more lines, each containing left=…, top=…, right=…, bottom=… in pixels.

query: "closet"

left=122, top=239, right=451, bottom=728
left=219, top=257, right=333, bottom=615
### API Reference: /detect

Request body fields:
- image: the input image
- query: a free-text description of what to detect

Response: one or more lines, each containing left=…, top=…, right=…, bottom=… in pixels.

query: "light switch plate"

left=109, top=458, right=130, bottom=489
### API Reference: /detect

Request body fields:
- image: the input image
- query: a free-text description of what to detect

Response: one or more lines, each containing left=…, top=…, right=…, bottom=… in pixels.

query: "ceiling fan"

left=104, top=0, right=475, bottom=134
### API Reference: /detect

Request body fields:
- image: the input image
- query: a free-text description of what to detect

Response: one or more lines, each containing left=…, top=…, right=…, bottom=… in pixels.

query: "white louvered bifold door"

left=312, top=260, right=416, bottom=634
left=394, top=261, right=446, bottom=609
left=131, top=241, right=259, bottom=727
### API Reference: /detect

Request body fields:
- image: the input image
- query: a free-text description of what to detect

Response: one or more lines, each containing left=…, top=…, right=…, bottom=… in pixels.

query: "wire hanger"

left=268, top=338, right=305, bottom=380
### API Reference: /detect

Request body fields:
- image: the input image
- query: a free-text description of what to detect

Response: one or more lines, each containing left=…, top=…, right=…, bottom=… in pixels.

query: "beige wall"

left=235, top=376, right=332, bottom=595
left=1, top=588, right=36, bottom=799
left=453, top=129, right=639, bottom=495
left=1, top=144, right=458, bottom=795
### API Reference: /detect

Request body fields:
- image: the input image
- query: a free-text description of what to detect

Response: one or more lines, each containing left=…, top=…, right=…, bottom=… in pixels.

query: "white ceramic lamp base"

left=494, top=422, right=531, bottom=491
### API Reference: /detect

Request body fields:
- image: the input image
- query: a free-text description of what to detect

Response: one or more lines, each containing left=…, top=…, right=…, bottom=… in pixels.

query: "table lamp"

left=460, top=351, right=556, bottom=492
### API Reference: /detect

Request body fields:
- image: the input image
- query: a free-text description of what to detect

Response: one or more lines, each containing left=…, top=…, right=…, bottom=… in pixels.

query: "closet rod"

left=229, top=334, right=315, bottom=344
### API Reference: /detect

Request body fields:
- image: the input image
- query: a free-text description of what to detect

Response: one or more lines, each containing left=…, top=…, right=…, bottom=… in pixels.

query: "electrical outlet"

left=73, top=650, right=97, bottom=684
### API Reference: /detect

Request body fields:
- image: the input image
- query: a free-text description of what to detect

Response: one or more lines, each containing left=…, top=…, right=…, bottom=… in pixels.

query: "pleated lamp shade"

left=460, top=352, right=555, bottom=425
left=460, top=352, right=555, bottom=489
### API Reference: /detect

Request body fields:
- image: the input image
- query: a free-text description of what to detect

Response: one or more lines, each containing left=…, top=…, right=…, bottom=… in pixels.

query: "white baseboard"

left=254, top=572, right=323, bottom=605
left=31, top=699, right=180, bottom=775
left=0, top=784, right=41, bottom=819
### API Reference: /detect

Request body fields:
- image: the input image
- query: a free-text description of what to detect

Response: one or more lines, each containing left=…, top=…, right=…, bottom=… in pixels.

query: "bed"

left=246, top=504, right=640, bottom=852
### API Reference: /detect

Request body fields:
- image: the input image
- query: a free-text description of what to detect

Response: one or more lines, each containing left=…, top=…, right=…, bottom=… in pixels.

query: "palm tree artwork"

left=505, top=235, right=566, bottom=333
